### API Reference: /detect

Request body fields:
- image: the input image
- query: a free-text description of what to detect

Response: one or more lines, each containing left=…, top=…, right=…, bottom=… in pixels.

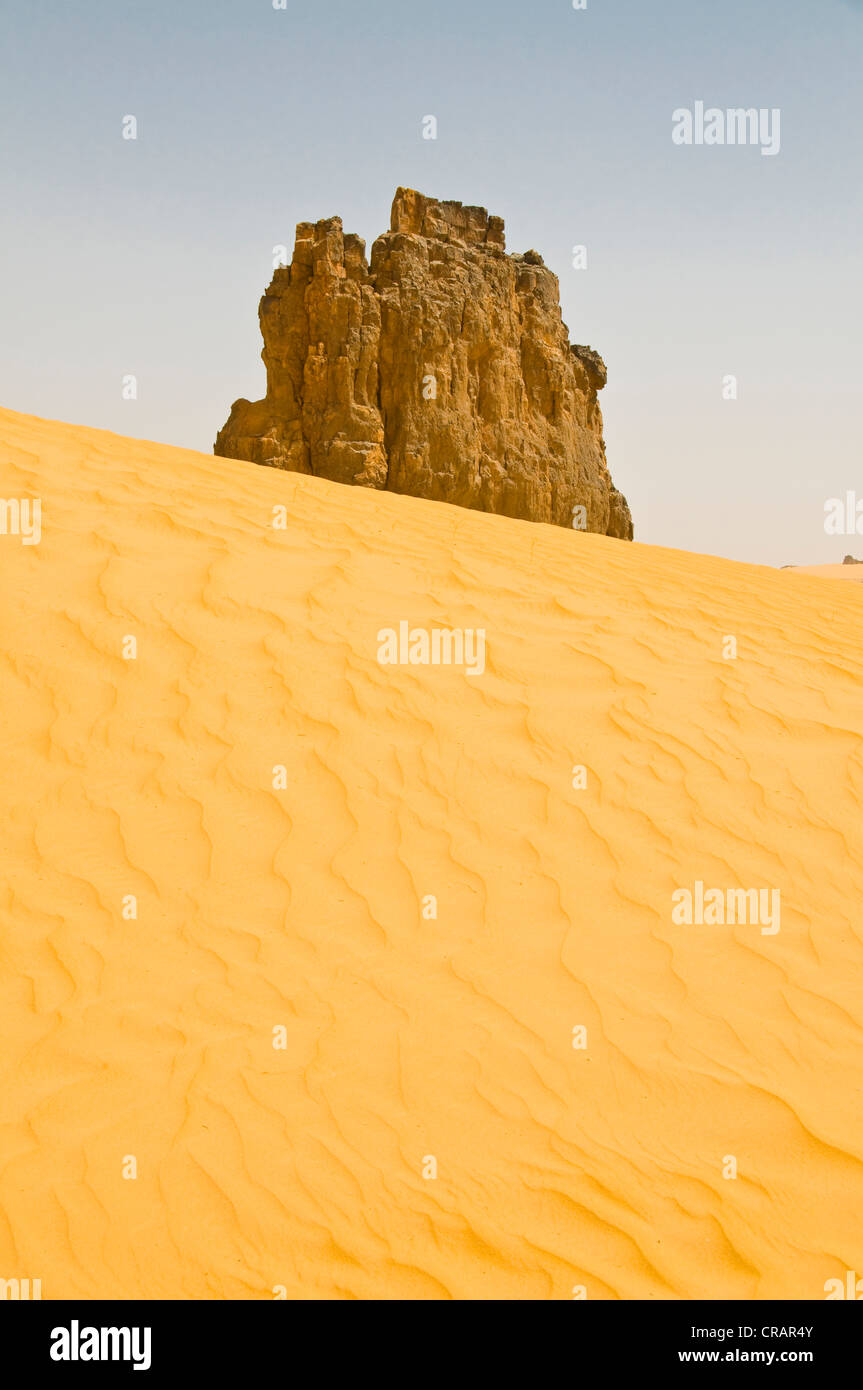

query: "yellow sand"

left=786, top=564, right=863, bottom=584
left=1, top=405, right=862, bottom=1302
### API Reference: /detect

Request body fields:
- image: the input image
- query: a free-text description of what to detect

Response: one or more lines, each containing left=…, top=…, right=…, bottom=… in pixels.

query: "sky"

left=1, top=0, right=861, bottom=565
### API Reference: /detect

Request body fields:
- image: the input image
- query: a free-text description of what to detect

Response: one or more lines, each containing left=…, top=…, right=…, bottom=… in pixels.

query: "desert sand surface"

left=785, top=564, right=863, bottom=584
left=2, top=404, right=863, bottom=1302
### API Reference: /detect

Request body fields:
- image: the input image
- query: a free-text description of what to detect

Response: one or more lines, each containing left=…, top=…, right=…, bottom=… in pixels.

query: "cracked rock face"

left=215, top=188, right=633, bottom=539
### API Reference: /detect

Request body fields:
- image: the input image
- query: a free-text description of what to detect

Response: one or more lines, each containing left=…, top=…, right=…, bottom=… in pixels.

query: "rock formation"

left=215, top=188, right=633, bottom=538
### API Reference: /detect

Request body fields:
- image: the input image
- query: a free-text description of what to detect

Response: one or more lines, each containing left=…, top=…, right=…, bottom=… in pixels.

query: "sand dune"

left=785, top=564, right=863, bottom=584
left=2, top=405, right=863, bottom=1301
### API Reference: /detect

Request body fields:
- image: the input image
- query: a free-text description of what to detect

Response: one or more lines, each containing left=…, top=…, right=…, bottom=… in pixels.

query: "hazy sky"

left=1, top=0, right=861, bottom=565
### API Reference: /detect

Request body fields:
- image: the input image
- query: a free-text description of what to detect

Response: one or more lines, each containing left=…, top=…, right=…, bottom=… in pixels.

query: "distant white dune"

left=785, top=563, right=863, bottom=584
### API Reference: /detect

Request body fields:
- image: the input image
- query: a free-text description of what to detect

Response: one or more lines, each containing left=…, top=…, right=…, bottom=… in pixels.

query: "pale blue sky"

left=1, top=0, right=860, bottom=564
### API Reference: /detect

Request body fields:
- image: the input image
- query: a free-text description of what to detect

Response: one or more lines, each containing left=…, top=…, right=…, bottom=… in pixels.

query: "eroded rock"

left=215, top=188, right=633, bottom=538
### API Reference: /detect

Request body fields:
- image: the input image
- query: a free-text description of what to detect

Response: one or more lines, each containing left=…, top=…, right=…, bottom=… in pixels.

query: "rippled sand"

left=1, top=406, right=862, bottom=1300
